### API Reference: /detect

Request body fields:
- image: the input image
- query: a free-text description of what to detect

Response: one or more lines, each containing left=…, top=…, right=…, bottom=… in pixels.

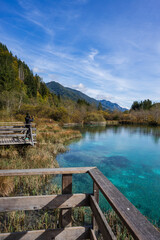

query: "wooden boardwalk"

left=0, top=122, right=36, bottom=146
left=0, top=167, right=160, bottom=240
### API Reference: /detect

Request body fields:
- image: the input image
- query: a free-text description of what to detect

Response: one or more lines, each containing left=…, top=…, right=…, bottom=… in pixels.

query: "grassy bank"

left=0, top=119, right=81, bottom=197
left=0, top=119, right=82, bottom=233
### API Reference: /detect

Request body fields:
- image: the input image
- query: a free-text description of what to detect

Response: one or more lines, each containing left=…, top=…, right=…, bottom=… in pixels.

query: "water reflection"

left=69, top=125, right=160, bottom=144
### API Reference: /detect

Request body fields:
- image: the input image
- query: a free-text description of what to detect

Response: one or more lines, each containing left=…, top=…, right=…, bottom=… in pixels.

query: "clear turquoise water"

left=55, top=126, right=160, bottom=225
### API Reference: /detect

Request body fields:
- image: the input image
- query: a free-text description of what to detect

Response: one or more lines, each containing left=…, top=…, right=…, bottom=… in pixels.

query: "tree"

left=131, top=101, right=141, bottom=110
left=98, top=102, right=102, bottom=110
left=142, top=99, right=152, bottom=110
left=131, top=99, right=152, bottom=111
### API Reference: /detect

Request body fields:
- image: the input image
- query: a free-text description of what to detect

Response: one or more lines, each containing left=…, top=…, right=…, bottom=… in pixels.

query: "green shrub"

left=84, top=112, right=105, bottom=123
left=51, top=107, right=70, bottom=123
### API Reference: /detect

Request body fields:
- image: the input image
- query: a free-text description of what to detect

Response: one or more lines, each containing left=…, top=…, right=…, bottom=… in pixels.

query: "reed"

left=0, top=120, right=81, bottom=197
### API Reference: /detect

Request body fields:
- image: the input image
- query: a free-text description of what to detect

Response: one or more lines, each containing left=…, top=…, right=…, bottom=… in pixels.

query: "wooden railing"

left=0, top=167, right=159, bottom=240
left=0, top=123, right=36, bottom=146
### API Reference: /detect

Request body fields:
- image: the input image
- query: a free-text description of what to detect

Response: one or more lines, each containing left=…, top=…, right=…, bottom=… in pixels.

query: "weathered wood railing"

left=0, top=167, right=159, bottom=240
left=0, top=122, right=36, bottom=146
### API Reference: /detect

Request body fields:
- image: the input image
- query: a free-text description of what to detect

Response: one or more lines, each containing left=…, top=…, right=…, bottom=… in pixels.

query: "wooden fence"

left=0, top=167, right=159, bottom=240
left=0, top=123, right=36, bottom=146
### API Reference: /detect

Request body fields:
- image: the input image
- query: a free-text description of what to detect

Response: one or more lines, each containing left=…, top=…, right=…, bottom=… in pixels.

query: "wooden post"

left=60, top=174, right=72, bottom=227
left=93, top=181, right=99, bottom=233
left=29, top=125, right=34, bottom=146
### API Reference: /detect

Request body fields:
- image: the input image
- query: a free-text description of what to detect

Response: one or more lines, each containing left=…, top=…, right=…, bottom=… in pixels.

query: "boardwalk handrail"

left=0, top=167, right=160, bottom=240
left=0, top=167, right=95, bottom=176
left=89, top=168, right=160, bottom=240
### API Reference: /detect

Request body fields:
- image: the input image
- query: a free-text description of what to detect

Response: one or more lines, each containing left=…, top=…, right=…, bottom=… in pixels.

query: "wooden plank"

left=0, top=128, right=27, bottom=131
left=93, top=182, right=99, bottom=232
left=0, top=167, right=95, bottom=176
left=0, top=141, right=37, bottom=146
left=30, top=127, right=34, bottom=146
left=0, top=125, right=36, bottom=129
left=60, top=174, right=72, bottom=227
left=0, top=122, right=23, bottom=124
left=0, top=226, right=90, bottom=240
left=90, top=229, right=97, bottom=240
left=90, top=195, right=116, bottom=240
left=0, top=194, right=90, bottom=212
left=62, top=174, right=72, bottom=194
left=89, top=168, right=160, bottom=240
left=0, top=126, right=25, bottom=129
left=0, top=131, right=25, bottom=134
left=0, top=134, right=26, bottom=137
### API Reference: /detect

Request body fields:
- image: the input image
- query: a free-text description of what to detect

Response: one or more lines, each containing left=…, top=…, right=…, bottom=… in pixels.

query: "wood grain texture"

left=0, top=128, right=27, bottom=131
left=90, top=195, right=116, bottom=240
left=93, top=182, right=99, bottom=232
left=0, top=141, right=36, bottom=146
left=0, top=167, right=95, bottom=176
left=0, top=134, right=26, bottom=137
left=0, top=194, right=90, bottom=212
left=90, top=229, right=97, bottom=240
left=60, top=174, right=72, bottom=227
left=89, top=168, right=160, bottom=240
left=0, top=226, right=90, bottom=240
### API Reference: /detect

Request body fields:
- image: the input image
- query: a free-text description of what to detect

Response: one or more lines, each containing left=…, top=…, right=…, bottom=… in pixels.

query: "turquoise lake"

left=55, top=125, right=160, bottom=225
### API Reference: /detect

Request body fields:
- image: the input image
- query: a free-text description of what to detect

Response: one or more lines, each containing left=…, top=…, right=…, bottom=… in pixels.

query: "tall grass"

left=0, top=119, right=82, bottom=233
left=0, top=119, right=81, bottom=197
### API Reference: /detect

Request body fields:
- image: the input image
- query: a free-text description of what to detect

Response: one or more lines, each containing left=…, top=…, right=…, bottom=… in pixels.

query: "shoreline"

left=63, top=120, right=160, bottom=127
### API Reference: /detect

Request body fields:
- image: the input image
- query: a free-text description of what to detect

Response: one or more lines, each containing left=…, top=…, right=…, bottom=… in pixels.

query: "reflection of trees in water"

left=83, top=126, right=123, bottom=140
left=66, top=125, right=160, bottom=143
left=105, top=125, right=160, bottom=144
left=123, top=126, right=160, bottom=144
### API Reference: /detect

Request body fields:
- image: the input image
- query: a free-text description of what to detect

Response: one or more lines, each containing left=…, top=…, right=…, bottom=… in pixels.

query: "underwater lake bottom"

left=54, top=125, right=160, bottom=226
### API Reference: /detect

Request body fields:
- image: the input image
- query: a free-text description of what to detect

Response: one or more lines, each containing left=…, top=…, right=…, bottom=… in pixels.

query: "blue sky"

left=0, top=0, right=160, bottom=108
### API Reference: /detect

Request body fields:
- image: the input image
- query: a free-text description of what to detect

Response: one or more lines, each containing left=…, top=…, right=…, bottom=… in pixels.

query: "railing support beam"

left=93, top=182, right=99, bottom=234
left=60, top=174, right=72, bottom=227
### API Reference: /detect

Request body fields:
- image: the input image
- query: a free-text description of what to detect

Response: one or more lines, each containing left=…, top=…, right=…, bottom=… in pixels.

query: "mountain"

left=46, top=81, right=97, bottom=105
left=100, top=100, right=127, bottom=112
left=46, top=81, right=127, bottom=112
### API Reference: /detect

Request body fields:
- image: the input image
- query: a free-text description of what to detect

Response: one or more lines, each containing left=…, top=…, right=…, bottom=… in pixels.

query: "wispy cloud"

left=88, top=48, right=99, bottom=61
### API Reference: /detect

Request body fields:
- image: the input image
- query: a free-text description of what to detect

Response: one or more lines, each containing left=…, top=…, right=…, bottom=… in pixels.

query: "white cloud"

left=72, top=83, right=87, bottom=92
left=33, top=67, right=45, bottom=73
left=88, top=48, right=99, bottom=61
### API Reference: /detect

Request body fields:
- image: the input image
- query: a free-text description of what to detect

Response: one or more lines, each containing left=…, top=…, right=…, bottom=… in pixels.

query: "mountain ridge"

left=46, top=81, right=127, bottom=112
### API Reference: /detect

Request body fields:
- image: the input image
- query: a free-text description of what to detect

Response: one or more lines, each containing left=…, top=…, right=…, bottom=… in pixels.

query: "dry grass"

left=105, top=210, right=134, bottom=240
left=0, top=119, right=82, bottom=233
left=0, top=119, right=82, bottom=197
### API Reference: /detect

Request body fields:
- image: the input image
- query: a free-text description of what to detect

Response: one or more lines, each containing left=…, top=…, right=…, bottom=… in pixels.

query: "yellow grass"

left=0, top=119, right=82, bottom=197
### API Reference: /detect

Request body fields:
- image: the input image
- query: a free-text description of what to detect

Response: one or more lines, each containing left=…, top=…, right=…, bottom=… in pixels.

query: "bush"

left=84, top=112, right=105, bottom=123
left=16, top=104, right=54, bottom=118
left=102, top=111, right=111, bottom=120
left=51, top=107, right=70, bottom=123
left=70, top=110, right=85, bottom=123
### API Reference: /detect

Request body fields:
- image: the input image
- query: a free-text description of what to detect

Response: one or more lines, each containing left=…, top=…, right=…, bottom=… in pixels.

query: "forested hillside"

left=0, top=42, right=58, bottom=113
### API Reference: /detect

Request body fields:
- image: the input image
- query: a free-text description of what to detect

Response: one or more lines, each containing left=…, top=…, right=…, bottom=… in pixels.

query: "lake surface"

left=55, top=125, right=160, bottom=225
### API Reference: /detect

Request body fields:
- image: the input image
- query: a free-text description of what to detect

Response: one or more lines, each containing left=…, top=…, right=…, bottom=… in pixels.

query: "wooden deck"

left=0, top=122, right=36, bottom=146
left=0, top=167, right=159, bottom=240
